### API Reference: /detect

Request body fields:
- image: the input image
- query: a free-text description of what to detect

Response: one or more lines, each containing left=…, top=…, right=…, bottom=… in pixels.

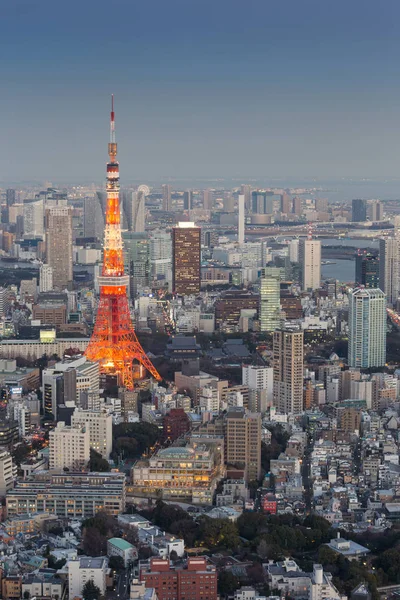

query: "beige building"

left=273, top=329, right=304, bottom=414
left=224, top=407, right=261, bottom=483
left=72, top=409, right=112, bottom=459
left=45, top=207, right=73, bottom=290
left=130, top=443, right=223, bottom=505
left=299, top=238, right=321, bottom=291
left=49, top=421, right=90, bottom=471
left=0, top=448, right=17, bottom=497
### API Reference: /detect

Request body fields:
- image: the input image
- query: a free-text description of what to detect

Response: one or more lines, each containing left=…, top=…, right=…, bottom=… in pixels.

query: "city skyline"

left=2, top=0, right=400, bottom=183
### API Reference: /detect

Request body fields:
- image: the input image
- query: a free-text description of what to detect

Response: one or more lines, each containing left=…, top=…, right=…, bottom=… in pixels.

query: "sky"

left=1, top=0, right=400, bottom=184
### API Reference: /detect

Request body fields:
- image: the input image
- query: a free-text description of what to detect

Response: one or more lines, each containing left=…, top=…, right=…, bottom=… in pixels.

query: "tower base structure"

left=85, top=291, right=161, bottom=390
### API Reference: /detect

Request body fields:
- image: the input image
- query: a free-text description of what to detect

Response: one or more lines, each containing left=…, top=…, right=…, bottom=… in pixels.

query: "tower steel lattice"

left=85, top=97, right=161, bottom=388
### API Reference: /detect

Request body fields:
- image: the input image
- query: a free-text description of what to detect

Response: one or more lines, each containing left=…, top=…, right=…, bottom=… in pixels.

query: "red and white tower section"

left=85, top=97, right=161, bottom=388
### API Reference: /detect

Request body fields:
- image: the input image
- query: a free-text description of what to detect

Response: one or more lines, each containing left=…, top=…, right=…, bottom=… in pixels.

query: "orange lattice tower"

left=85, top=97, right=161, bottom=388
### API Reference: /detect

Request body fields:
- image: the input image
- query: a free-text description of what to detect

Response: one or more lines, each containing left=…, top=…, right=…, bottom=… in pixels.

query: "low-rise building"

left=107, top=537, right=138, bottom=567
left=68, top=557, right=108, bottom=600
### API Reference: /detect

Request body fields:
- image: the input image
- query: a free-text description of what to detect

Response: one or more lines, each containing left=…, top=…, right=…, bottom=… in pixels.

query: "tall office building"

left=162, top=184, right=172, bottom=211
left=280, top=194, right=292, bottom=214
left=84, top=194, right=104, bottom=240
left=6, top=189, right=16, bottom=207
left=299, top=238, right=321, bottom=291
left=131, top=186, right=147, bottom=233
left=355, top=253, right=379, bottom=288
left=352, top=198, right=367, bottom=222
left=240, top=184, right=252, bottom=211
left=183, top=190, right=193, bottom=211
left=23, top=198, right=44, bottom=238
left=379, top=237, right=399, bottom=305
left=39, top=264, right=53, bottom=292
left=292, top=196, right=302, bottom=216
left=259, top=267, right=281, bottom=332
left=45, top=207, right=73, bottom=290
left=0, top=287, right=11, bottom=318
left=0, top=449, right=17, bottom=497
left=348, top=288, right=386, bottom=368
left=224, top=407, right=261, bottom=482
left=202, top=189, right=213, bottom=211
left=289, top=239, right=299, bottom=262
left=273, top=329, right=304, bottom=414
left=49, top=421, right=90, bottom=471
left=172, top=222, right=201, bottom=295
left=238, top=194, right=245, bottom=245
left=122, top=232, right=150, bottom=297
left=71, top=409, right=112, bottom=459
left=149, top=231, right=172, bottom=284
left=368, top=200, right=383, bottom=222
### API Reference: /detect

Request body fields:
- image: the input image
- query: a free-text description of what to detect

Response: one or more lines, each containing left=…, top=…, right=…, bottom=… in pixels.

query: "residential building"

left=379, top=237, right=399, bottom=305
left=45, top=206, right=73, bottom=290
left=0, top=287, right=11, bottom=318
left=68, top=557, right=108, bottom=600
left=238, top=194, right=245, bottom=244
left=71, top=408, right=112, bottom=458
left=84, top=193, right=104, bottom=240
left=7, top=472, right=126, bottom=518
left=163, top=408, right=191, bottom=442
left=172, top=222, right=201, bottom=295
left=140, top=557, right=217, bottom=600
left=259, top=267, right=281, bottom=331
left=39, top=264, right=54, bottom=292
left=131, top=189, right=146, bottom=233
left=49, top=421, right=90, bottom=471
left=299, top=238, right=321, bottom=291
left=348, top=288, right=386, bottom=368
left=273, top=329, right=304, bottom=414
left=203, top=189, right=213, bottom=211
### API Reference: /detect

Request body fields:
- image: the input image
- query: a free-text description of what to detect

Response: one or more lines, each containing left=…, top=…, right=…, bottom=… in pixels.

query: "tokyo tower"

left=85, top=97, right=161, bottom=388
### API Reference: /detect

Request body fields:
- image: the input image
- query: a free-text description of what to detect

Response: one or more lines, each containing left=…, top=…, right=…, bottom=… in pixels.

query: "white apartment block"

left=71, top=409, right=112, bottom=459
left=39, top=264, right=54, bottom=292
left=68, top=557, right=107, bottom=600
left=49, top=422, right=90, bottom=471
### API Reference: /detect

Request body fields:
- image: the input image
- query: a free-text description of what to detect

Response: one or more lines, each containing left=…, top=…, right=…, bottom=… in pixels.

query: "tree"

left=109, top=556, right=125, bottom=572
left=23, top=592, right=30, bottom=599
left=82, top=580, right=101, bottom=600
left=217, top=571, right=240, bottom=596
left=169, top=550, right=178, bottom=562
left=89, top=449, right=110, bottom=472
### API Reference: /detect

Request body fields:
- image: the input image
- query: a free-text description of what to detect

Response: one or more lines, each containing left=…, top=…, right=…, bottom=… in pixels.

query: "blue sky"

left=1, top=0, right=400, bottom=183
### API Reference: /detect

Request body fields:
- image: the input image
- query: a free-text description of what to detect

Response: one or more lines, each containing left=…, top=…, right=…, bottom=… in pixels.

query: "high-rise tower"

left=85, top=98, right=161, bottom=388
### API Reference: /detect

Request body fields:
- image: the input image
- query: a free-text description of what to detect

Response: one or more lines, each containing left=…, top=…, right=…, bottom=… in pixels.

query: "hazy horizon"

left=2, top=0, right=400, bottom=183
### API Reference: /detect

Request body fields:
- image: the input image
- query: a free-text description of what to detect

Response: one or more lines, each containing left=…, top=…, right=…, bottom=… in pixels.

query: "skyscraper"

left=84, top=194, right=104, bottom=240
left=45, top=206, right=73, bottom=290
left=273, top=329, right=304, bottom=414
left=355, top=252, right=379, bottom=288
left=162, top=184, right=172, bottom=211
left=280, top=194, right=291, bottom=214
left=299, top=237, right=321, bottom=291
left=6, top=189, right=16, bottom=207
left=292, top=196, right=302, bottom=216
left=131, top=186, right=147, bottom=233
left=379, top=237, right=399, bottom=305
left=251, top=191, right=274, bottom=214
left=367, top=200, right=383, bottom=222
left=352, top=198, right=367, bottom=222
left=238, top=194, right=245, bottom=245
left=224, top=407, right=261, bottom=482
left=150, top=231, right=172, bottom=285
left=348, top=288, right=386, bottom=368
left=183, top=190, right=193, bottom=211
left=172, top=222, right=201, bottom=295
left=122, top=231, right=150, bottom=297
left=202, top=189, right=213, bottom=211
left=259, top=267, right=281, bottom=332
left=240, top=184, right=252, bottom=211
left=23, top=198, right=44, bottom=238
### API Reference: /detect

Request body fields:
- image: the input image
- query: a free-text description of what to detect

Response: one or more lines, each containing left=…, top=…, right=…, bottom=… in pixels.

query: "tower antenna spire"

left=110, top=94, right=116, bottom=144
